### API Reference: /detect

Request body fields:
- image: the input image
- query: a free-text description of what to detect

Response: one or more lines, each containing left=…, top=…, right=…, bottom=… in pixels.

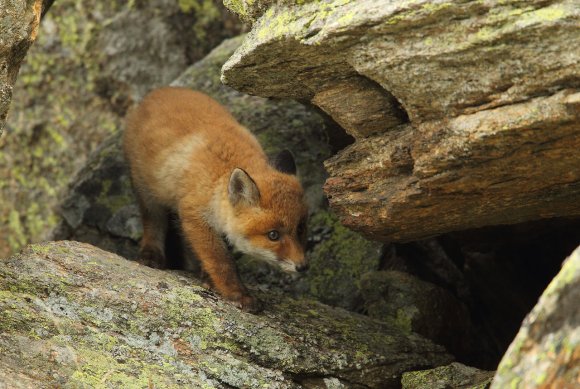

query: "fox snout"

left=295, top=262, right=309, bottom=273
left=283, top=251, right=308, bottom=273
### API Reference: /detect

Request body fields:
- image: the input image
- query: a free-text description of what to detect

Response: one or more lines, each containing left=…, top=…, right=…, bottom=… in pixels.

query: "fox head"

left=225, top=150, right=308, bottom=273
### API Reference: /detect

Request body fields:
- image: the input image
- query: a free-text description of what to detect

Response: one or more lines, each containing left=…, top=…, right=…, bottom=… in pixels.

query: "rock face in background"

left=0, top=0, right=243, bottom=257
left=0, top=241, right=452, bottom=388
left=221, top=0, right=580, bottom=242
left=491, top=245, right=580, bottom=388
left=361, top=270, right=474, bottom=361
left=0, top=0, right=50, bottom=133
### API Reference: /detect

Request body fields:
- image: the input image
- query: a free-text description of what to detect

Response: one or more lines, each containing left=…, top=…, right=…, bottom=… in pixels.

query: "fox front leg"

left=179, top=207, right=261, bottom=312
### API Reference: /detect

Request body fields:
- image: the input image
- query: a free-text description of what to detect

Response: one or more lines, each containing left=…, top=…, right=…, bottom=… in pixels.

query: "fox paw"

left=232, top=294, right=262, bottom=314
left=138, top=247, right=167, bottom=269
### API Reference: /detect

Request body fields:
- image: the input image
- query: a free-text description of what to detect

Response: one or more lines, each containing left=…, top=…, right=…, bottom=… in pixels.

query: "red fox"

left=123, top=87, right=308, bottom=312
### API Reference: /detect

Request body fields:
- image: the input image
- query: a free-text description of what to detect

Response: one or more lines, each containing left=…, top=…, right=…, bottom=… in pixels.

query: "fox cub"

left=123, top=87, right=308, bottom=312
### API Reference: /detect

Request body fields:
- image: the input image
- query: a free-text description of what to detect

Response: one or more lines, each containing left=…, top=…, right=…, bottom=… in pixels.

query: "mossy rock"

left=402, top=362, right=494, bottom=389
left=0, top=241, right=453, bottom=388
left=361, top=270, right=474, bottom=360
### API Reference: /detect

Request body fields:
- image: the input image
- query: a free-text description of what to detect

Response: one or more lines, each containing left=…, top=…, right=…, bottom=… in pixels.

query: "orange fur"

left=123, top=87, right=308, bottom=311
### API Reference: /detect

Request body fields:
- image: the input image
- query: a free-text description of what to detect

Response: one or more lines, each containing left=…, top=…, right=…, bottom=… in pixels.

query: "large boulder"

left=221, top=0, right=580, bottom=242
left=491, top=245, right=580, bottom=388
left=0, top=241, right=452, bottom=388
left=0, top=0, right=242, bottom=257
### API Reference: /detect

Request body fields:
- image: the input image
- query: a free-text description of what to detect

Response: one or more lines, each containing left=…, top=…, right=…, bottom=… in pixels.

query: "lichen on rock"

left=0, top=241, right=453, bottom=388
left=402, top=362, right=494, bottom=389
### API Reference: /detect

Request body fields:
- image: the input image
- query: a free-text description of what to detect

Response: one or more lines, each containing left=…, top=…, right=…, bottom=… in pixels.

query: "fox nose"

left=296, top=263, right=309, bottom=273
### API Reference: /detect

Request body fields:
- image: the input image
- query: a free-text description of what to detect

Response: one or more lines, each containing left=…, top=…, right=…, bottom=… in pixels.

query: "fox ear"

left=228, top=168, right=260, bottom=207
left=272, top=149, right=296, bottom=175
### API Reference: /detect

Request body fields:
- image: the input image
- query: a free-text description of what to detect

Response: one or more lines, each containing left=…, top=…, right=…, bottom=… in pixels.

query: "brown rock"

left=324, top=90, right=580, bottom=241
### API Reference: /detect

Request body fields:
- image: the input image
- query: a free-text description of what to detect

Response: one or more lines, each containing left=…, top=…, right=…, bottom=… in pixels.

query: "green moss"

left=253, top=0, right=353, bottom=42
left=178, top=0, right=221, bottom=39
left=304, top=210, right=382, bottom=308
left=95, top=178, right=134, bottom=214
left=384, top=1, right=452, bottom=26
left=394, top=308, right=414, bottom=334
left=28, top=243, right=51, bottom=254
left=68, top=347, right=178, bottom=388
left=0, top=290, right=58, bottom=336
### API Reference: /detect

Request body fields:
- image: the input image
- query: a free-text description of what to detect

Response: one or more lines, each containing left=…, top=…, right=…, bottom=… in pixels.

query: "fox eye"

left=267, top=230, right=280, bottom=241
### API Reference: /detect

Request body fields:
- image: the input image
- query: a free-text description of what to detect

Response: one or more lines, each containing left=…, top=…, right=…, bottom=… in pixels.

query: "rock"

left=324, top=91, right=580, bottom=242
left=0, top=0, right=243, bottom=257
left=401, top=362, right=494, bottom=389
left=361, top=270, right=474, bottom=361
left=380, top=219, right=580, bottom=368
left=51, top=133, right=139, bottom=259
left=221, top=0, right=580, bottom=242
left=491, top=245, right=580, bottom=388
left=222, top=0, right=578, bottom=130
left=0, top=0, right=47, bottom=133
left=0, top=241, right=453, bottom=388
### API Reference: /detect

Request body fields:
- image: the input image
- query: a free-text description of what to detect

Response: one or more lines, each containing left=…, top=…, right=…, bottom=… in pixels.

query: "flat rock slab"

left=0, top=241, right=452, bottom=388
left=324, top=90, right=580, bottom=241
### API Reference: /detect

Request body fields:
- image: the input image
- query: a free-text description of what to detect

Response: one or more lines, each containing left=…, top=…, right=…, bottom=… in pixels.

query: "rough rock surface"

left=0, top=241, right=452, bottom=388
left=491, top=245, right=580, bottom=388
left=402, top=362, right=494, bottom=389
left=221, top=0, right=580, bottom=241
left=324, top=91, right=580, bottom=241
left=0, top=0, right=243, bottom=257
left=0, top=0, right=47, bottom=133
left=361, top=270, right=473, bottom=360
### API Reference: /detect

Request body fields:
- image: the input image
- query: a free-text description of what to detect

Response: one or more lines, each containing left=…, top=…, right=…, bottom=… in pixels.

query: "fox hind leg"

left=135, top=189, right=169, bottom=269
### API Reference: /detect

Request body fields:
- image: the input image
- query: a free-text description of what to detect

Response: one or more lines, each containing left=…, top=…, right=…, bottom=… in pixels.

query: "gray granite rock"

left=0, top=241, right=453, bottom=388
